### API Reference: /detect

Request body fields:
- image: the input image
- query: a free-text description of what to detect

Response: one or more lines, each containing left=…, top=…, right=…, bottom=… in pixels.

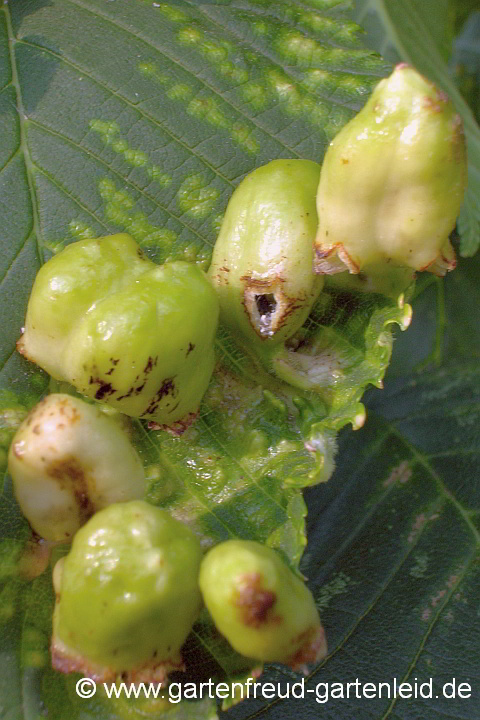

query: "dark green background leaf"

left=0, top=2, right=479, bottom=719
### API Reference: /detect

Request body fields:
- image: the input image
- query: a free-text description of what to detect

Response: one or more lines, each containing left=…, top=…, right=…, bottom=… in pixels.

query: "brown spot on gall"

left=144, top=356, right=158, bottom=374
left=286, top=624, right=327, bottom=671
left=89, top=377, right=116, bottom=401
left=12, top=443, right=24, bottom=459
left=47, top=457, right=95, bottom=526
left=234, top=573, right=279, bottom=628
left=142, top=378, right=176, bottom=417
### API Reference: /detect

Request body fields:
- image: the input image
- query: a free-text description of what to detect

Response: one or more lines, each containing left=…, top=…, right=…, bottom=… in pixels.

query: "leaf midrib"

left=3, top=5, right=43, bottom=267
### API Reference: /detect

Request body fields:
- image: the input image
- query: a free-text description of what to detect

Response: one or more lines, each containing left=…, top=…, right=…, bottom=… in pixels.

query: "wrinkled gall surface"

left=51, top=500, right=203, bottom=683
left=8, top=394, right=145, bottom=541
left=199, top=539, right=326, bottom=671
left=315, top=64, right=467, bottom=277
left=18, top=234, right=219, bottom=430
left=208, top=160, right=324, bottom=345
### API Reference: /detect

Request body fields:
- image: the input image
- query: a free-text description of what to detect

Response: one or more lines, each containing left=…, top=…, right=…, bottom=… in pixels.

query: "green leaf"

left=0, top=2, right=478, bottom=720
left=350, top=0, right=480, bottom=257
left=387, top=253, right=480, bottom=375
left=231, top=360, right=479, bottom=718
left=451, top=0, right=480, bottom=35
left=451, top=10, right=480, bottom=128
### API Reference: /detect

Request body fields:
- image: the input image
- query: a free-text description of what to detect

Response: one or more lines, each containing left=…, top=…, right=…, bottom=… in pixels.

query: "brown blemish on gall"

left=148, top=411, right=197, bottom=436
left=285, top=624, right=327, bottom=671
left=142, top=378, right=176, bottom=417
left=51, top=637, right=185, bottom=683
left=240, top=275, right=285, bottom=288
left=422, top=93, right=448, bottom=113
left=58, top=398, right=81, bottom=425
left=89, top=377, right=116, bottom=401
left=117, top=388, right=134, bottom=401
left=167, top=401, right=180, bottom=415
left=47, top=457, right=95, bottom=525
left=144, top=356, right=158, bottom=374
left=12, top=443, right=24, bottom=459
left=234, top=572, right=279, bottom=628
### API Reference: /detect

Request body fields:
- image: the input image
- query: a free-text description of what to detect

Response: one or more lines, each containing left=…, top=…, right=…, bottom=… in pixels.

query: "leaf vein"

left=0, top=145, right=21, bottom=175
left=0, top=346, right=17, bottom=375
left=197, top=0, right=387, bottom=78
left=186, top=0, right=385, bottom=124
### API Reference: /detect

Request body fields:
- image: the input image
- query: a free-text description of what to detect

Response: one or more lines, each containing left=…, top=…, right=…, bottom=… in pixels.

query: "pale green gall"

left=199, top=539, right=326, bottom=671
left=315, top=65, right=467, bottom=276
left=208, top=160, right=324, bottom=345
left=51, top=500, right=203, bottom=682
left=18, top=235, right=219, bottom=431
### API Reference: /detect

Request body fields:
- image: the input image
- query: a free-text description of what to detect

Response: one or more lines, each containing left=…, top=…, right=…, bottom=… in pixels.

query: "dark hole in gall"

left=255, top=293, right=276, bottom=319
